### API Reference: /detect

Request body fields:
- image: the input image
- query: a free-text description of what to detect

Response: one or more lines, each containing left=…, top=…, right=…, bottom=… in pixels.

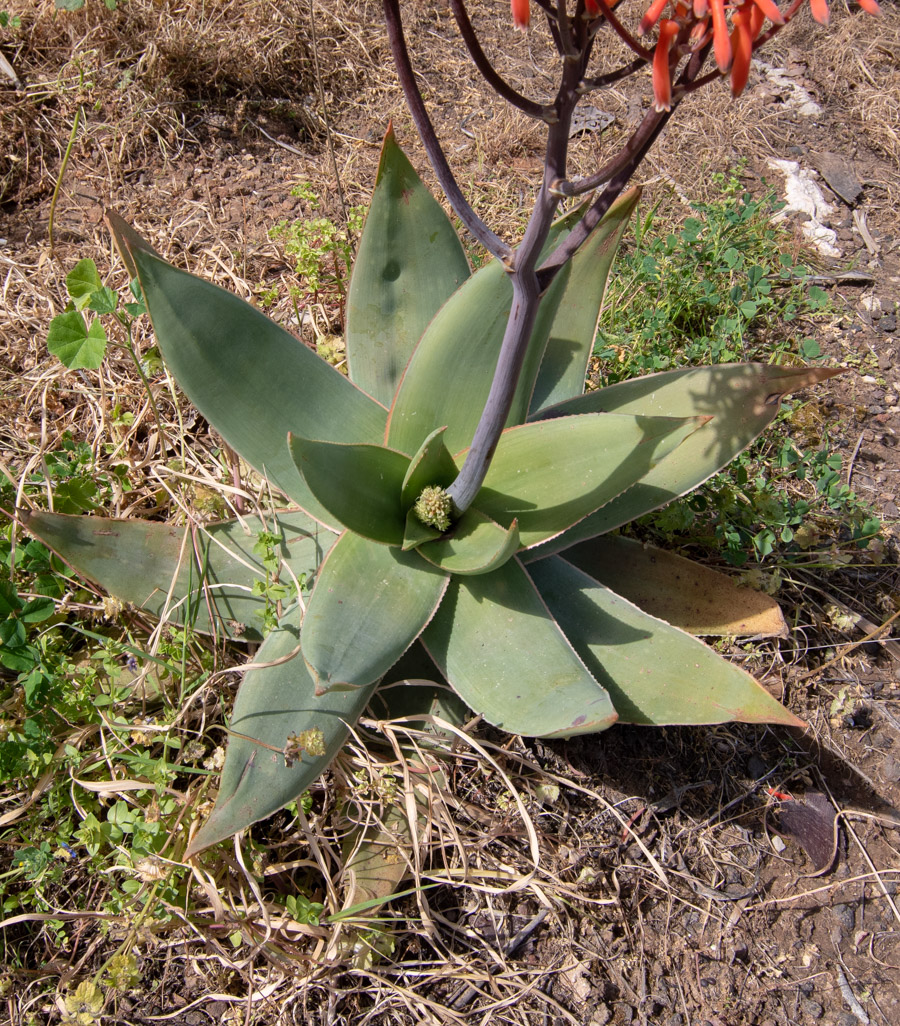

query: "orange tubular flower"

left=511, top=0, right=530, bottom=29
left=710, top=0, right=732, bottom=72
left=729, top=4, right=754, bottom=97
left=749, top=0, right=766, bottom=35
left=652, top=19, right=681, bottom=112
left=750, top=0, right=784, bottom=24
left=809, top=0, right=880, bottom=24
left=639, top=0, right=670, bottom=35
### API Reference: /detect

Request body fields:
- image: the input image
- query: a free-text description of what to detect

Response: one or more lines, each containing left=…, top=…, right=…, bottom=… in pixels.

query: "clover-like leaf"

left=47, top=311, right=107, bottom=370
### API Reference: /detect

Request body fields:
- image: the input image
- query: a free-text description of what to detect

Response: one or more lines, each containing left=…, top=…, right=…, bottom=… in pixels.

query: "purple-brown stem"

left=447, top=21, right=590, bottom=511
left=382, top=0, right=511, bottom=261
left=385, top=1, right=712, bottom=513
left=449, top=0, right=555, bottom=121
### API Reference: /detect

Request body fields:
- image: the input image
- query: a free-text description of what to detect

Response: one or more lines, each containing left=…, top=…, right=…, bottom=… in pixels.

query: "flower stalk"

left=385, top=0, right=879, bottom=515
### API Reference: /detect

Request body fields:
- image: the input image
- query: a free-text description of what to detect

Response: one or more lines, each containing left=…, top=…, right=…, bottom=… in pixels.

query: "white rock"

left=767, top=159, right=841, bottom=258
left=752, top=60, right=823, bottom=116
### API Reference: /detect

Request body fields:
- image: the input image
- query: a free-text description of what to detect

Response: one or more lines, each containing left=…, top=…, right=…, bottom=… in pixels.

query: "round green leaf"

left=47, top=311, right=107, bottom=370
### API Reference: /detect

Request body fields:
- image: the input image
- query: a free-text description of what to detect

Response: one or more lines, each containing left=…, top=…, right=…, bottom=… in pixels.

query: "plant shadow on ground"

left=1, top=2, right=899, bottom=1024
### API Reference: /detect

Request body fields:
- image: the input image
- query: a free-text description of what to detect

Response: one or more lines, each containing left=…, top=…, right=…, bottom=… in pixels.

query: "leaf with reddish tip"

left=530, top=188, right=641, bottom=413
left=422, top=557, right=617, bottom=738
left=185, top=614, right=376, bottom=856
left=554, top=534, right=787, bottom=637
left=22, top=509, right=336, bottom=641
left=469, top=412, right=704, bottom=550
left=121, top=231, right=386, bottom=528
left=106, top=209, right=161, bottom=277
left=416, top=508, right=519, bottom=575
left=529, top=555, right=804, bottom=727
left=529, top=363, right=844, bottom=557
left=346, top=126, right=470, bottom=406
left=289, top=436, right=410, bottom=546
left=301, top=531, right=449, bottom=694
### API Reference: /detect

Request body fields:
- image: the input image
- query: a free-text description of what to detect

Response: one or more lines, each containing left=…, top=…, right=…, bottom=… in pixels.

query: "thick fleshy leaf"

left=529, top=363, right=843, bottom=556
left=386, top=216, right=577, bottom=456
left=22, top=509, right=336, bottom=641
left=557, top=534, right=786, bottom=637
left=422, top=557, right=617, bottom=737
left=400, top=426, right=458, bottom=508
left=370, top=653, right=468, bottom=732
left=120, top=235, right=386, bottom=527
left=185, top=614, right=376, bottom=855
left=301, top=531, right=449, bottom=693
left=529, top=555, right=804, bottom=727
left=346, top=126, right=470, bottom=405
left=530, top=188, right=640, bottom=413
left=402, top=509, right=442, bottom=550
left=416, top=508, right=519, bottom=575
left=470, top=412, right=705, bottom=550
left=289, top=436, right=410, bottom=546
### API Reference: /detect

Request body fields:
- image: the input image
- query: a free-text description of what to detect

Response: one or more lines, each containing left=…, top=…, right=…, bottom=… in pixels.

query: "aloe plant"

left=18, top=1, right=862, bottom=858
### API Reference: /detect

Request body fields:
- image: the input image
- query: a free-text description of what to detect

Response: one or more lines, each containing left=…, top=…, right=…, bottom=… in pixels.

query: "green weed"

left=596, top=182, right=828, bottom=378
left=264, top=182, right=364, bottom=327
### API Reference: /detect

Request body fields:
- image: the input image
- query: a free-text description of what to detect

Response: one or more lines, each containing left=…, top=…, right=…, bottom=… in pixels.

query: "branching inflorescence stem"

left=382, top=0, right=880, bottom=515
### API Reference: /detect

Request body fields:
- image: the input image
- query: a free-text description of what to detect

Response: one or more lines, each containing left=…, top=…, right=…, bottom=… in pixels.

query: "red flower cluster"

left=640, top=0, right=881, bottom=110
left=511, top=2, right=881, bottom=109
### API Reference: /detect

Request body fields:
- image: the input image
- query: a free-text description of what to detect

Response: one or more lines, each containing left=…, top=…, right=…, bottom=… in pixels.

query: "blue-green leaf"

left=301, top=532, right=449, bottom=693
left=423, top=557, right=617, bottom=737
left=346, top=126, right=470, bottom=405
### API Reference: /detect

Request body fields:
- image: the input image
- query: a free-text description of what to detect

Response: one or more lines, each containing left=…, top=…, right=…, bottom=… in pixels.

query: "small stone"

left=802, top=999, right=824, bottom=1019
left=859, top=295, right=882, bottom=318
left=810, top=152, right=864, bottom=206
left=880, top=314, right=897, bottom=332
left=833, top=903, right=856, bottom=932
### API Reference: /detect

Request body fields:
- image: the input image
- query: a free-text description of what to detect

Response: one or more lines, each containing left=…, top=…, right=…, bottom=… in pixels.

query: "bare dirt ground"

left=1, top=2, right=899, bottom=1024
